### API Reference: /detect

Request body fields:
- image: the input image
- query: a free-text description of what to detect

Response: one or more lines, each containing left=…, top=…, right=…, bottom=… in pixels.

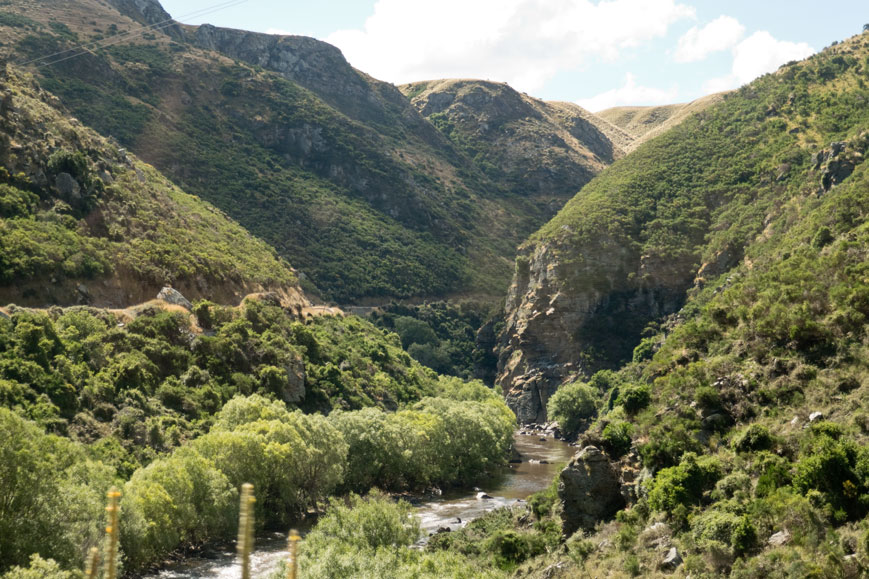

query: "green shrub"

left=648, top=453, right=722, bottom=512
left=0, top=554, right=80, bottom=579
left=546, top=381, right=599, bottom=433
left=731, top=515, right=758, bottom=556
left=484, top=530, right=545, bottom=569
left=601, top=421, right=634, bottom=457
left=632, top=337, right=657, bottom=363
left=731, top=424, right=775, bottom=453
left=617, top=384, right=651, bottom=414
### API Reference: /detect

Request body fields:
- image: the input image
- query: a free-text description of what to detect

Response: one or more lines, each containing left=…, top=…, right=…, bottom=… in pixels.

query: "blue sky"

left=160, top=0, right=867, bottom=111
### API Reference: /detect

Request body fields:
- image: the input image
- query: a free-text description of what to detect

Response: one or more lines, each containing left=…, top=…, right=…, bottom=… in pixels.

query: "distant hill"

left=597, top=92, right=726, bottom=150
left=402, top=79, right=629, bottom=214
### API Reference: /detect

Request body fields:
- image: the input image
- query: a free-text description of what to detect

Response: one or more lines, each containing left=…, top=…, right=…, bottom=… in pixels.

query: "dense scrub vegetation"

left=0, top=297, right=440, bottom=468
left=0, top=68, right=296, bottom=300
left=370, top=300, right=500, bottom=380
left=0, top=294, right=515, bottom=575
left=271, top=492, right=506, bottom=579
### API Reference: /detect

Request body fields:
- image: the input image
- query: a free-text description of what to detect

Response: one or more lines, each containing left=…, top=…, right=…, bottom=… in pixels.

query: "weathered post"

left=104, top=487, right=121, bottom=579
left=84, top=547, right=100, bottom=579
left=238, top=483, right=256, bottom=579
left=286, top=529, right=302, bottom=579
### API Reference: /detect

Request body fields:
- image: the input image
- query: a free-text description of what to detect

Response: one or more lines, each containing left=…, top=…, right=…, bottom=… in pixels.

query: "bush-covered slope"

left=0, top=0, right=618, bottom=302
left=498, top=32, right=869, bottom=424
left=0, top=65, right=299, bottom=307
left=484, top=30, right=869, bottom=578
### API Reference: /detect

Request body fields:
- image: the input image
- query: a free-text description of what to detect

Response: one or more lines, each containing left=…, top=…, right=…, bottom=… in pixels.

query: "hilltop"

left=598, top=92, right=725, bottom=151
left=402, top=79, right=631, bottom=216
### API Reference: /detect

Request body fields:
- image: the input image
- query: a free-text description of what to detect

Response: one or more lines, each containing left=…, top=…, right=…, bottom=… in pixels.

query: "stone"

left=768, top=529, right=791, bottom=547
left=157, top=287, right=193, bottom=311
left=476, top=492, right=493, bottom=500
left=559, top=446, right=625, bottom=536
left=281, top=354, right=306, bottom=404
left=0, top=92, right=12, bottom=117
left=701, top=412, right=732, bottom=431
left=661, top=547, right=682, bottom=570
left=809, top=411, right=824, bottom=423
left=76, top=283, right=89, bottom=297
left=55, top=172, right=81, bottom=200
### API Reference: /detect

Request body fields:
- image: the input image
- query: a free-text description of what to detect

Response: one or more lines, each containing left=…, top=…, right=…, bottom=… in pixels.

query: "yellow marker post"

left=84, top=546, right=100, bottom=579
left=286, top=529, right=302, bottom=579
left=104, top=488, right=121, bottom=579
left=238, top=483, right=256, bottom=579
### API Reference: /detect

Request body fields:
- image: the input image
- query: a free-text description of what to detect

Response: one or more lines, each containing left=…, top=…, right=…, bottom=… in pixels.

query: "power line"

left=18, top=0, right=249, bottom=69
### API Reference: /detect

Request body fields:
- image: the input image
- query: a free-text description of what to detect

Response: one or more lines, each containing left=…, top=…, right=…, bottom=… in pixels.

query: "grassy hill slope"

left=0, top=64, right=299, bottom=308
left=0, top=0, right=620, bottom=303
left=486, top=30, right=869, bottom=577
left=401, top=79, right=627, bottom=220
left=597, top=92, right=726, bottom=150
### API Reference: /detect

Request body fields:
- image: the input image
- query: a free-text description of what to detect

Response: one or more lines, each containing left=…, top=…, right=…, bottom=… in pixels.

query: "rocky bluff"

left=496, top=231, right=696, bottom=425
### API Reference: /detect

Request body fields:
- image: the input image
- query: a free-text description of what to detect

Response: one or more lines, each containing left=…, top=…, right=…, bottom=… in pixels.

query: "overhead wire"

left=16, top=0, right=250, bottom=69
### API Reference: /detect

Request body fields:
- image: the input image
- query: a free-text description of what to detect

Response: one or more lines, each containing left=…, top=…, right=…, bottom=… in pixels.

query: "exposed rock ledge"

left=496, top=236, right=695, bottom=424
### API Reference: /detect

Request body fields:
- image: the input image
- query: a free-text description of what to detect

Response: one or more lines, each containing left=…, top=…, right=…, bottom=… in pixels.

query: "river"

left=143, top=433, right=574, bottom=579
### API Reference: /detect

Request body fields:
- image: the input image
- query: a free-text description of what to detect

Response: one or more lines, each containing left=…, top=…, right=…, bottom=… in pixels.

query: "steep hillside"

left=0, top=0, right=618, bottom=303
left=499, top=33, right=869, bottom=424
left=401, top=79, right=628, bottom=216
left=401, top=31, right=869, bottom=579
left=598, top=92, right=725, bottom=150
left=0, top=64, right=300, bottom=308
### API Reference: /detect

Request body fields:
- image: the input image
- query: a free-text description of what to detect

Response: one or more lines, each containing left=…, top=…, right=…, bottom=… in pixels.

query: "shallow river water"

left=143, top=433, right=575, bottom=579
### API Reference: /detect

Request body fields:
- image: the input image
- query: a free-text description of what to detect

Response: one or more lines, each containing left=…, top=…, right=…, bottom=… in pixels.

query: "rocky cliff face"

left=190, top=25, right=437, bottom=135
left=497, top=235, right=695, bottom=424
left=106, top=0, right=183, bottom=38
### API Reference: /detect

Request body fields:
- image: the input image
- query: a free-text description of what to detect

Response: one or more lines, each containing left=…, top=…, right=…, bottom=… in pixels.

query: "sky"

left=160, top=0, right=868, bottom=111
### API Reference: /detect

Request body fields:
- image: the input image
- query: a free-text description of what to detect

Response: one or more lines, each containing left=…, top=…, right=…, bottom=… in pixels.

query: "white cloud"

left=704, top=31, right=814, bottom=93
left=266, top=28, right=293, bottom=36
left=674, top=15, right=745, bottom=63
left=576, top=73, right=679, bottom=111
left=326, top=0, right=695, bottom=93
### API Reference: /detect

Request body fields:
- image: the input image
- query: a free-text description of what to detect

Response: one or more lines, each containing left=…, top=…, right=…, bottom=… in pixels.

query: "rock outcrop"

left=812, top=134, right=868, bottom=194
left=106, top=0, right=183, bottom=38
left=559, top=446, right=625, bottom=536
left=157, top=287, right=193, bottom=311
left=497, top=236, right=692, bottom=424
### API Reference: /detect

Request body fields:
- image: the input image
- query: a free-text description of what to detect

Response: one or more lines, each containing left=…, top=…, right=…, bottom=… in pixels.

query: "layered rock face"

left=497, top=237, right=694, bottom=424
